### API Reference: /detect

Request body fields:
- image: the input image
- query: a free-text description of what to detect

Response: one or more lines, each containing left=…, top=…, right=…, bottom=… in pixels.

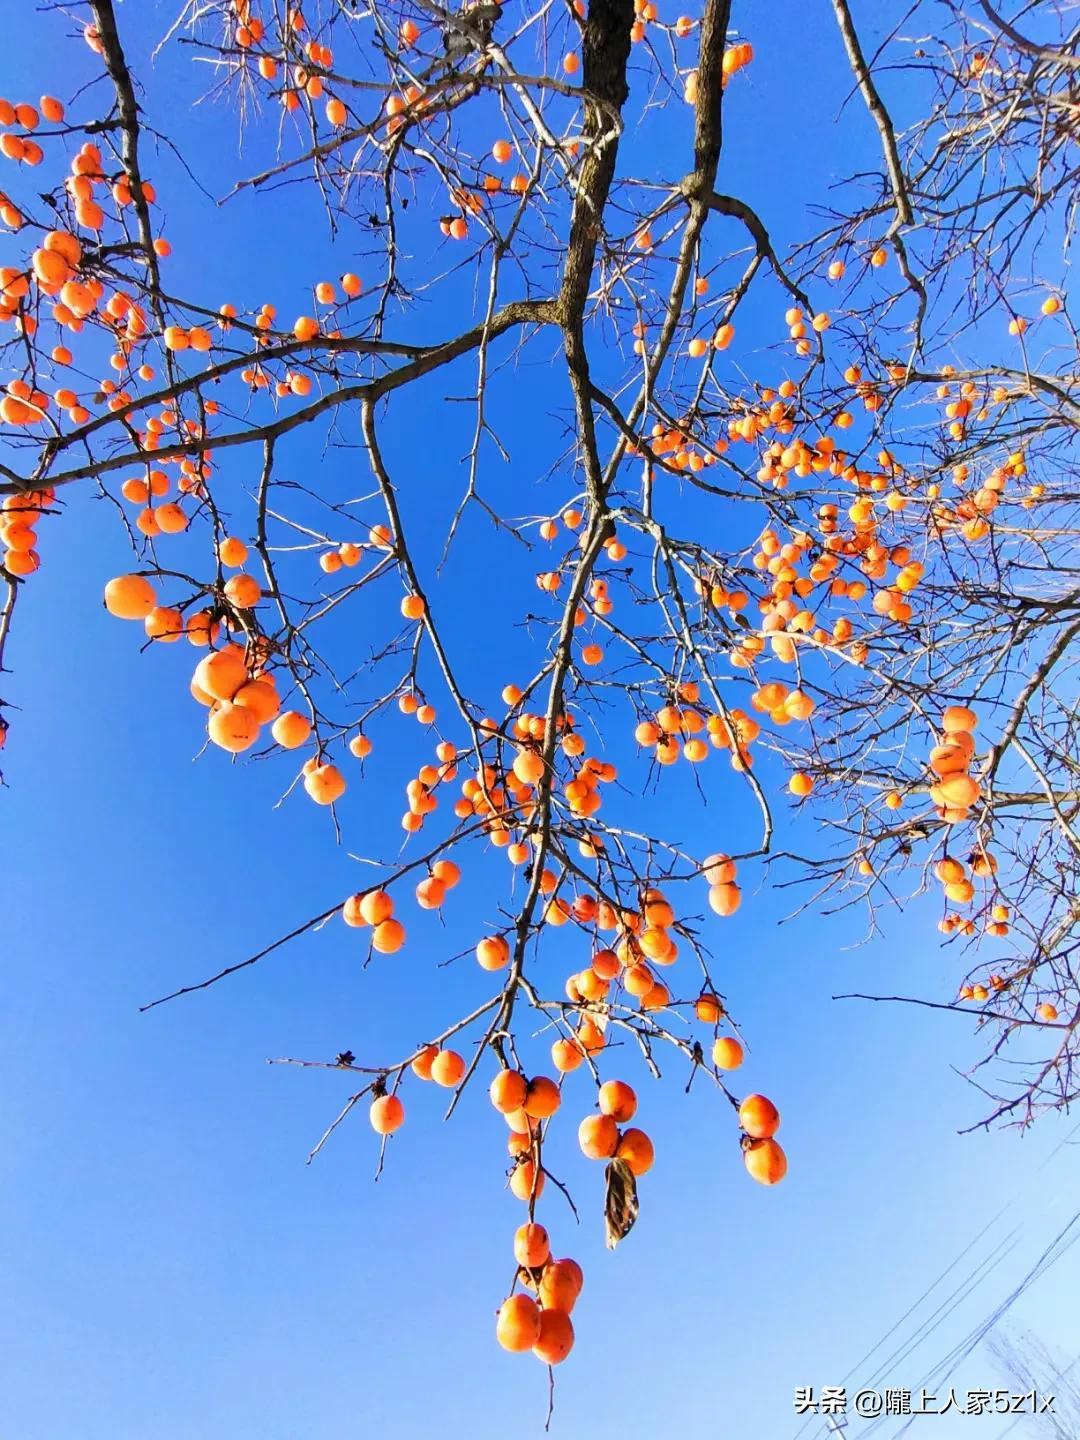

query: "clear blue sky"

left=2, top=3, right=1077, bottom=1438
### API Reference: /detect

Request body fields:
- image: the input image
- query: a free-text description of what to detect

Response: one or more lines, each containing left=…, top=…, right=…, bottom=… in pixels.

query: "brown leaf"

left=604, top=1156, right=639, bottom=1249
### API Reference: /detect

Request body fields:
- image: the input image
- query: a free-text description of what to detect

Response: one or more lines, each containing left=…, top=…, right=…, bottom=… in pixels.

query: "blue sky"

left=2, top=2, right=1078, bottom=1437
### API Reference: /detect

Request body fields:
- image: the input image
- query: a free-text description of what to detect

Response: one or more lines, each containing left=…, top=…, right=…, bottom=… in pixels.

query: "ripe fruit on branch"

left=712, top=1035, right=745, bottom=1071
left=743, top=1137, right=788, bottom=1185
left=104, top=574, right=156, bottom=619
left=496, top=1294, right=541, bottom=1352
left=370, top=1094, right=404, bottom=1134
left=578, top=1114, right=619, bottom=1159
left=598, top=1080, right=637, bottom=1123
left=738, top=1094, right=781, bottom=1139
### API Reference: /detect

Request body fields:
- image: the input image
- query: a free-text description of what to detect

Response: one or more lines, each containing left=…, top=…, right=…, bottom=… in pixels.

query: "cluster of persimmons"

left=348, top=872, right=784, bottom=1362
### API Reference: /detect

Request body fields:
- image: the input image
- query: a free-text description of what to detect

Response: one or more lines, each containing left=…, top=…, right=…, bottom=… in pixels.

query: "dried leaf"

left=604, top=1156, right=639, bottom=1249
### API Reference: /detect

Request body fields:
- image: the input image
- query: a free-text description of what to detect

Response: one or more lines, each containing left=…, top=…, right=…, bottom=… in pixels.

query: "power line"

left=794, top=1119, right=1080, bottom=1440
left=858, top=1221, right=1029, bottom=1395
left=884, top=1209, right=1080, bottom=1439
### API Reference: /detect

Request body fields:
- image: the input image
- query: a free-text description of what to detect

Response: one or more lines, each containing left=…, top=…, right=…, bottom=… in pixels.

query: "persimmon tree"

left=0, top=0, right=1078, bottom=1385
